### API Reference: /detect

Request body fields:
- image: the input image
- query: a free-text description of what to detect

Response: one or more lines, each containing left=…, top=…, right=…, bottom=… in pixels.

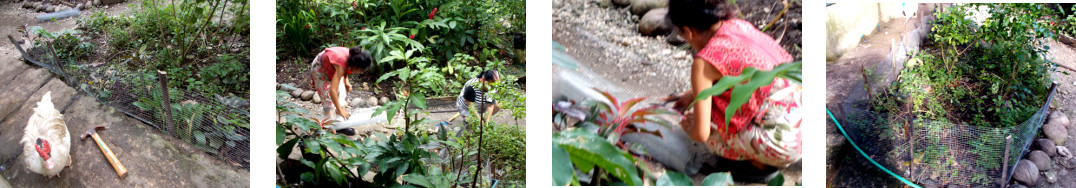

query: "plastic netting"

left=10, top=37, right=250, bottom=169
left=831, top=85, right=1055, bottom=187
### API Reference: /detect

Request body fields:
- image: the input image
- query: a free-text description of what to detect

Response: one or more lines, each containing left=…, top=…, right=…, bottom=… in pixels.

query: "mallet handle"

left=91, top=133, right=128, bottom=178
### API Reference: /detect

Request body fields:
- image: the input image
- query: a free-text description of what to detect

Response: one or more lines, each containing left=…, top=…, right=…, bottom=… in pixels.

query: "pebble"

left=1042, top=121, right=1068, bottom=145
left=1028, top=150, right=1051, bottom=171
left=1067, top=158, right=1076, bottom=169
left=1013, top=160, right=1039, bottom=186
left=94, top=0, right=101, bottom=6
left=1058, top=147, right=1073, bottom=158
left=291, top=88, right=304, bottom=98
left=300, top=90, right=316, bottom=101
left=380, top=96, right=390, bottom=105
left=1034, top=138, right=1057, bottom=156
left=612, top=0, right=630, bottom=6
left=1043, top=170, right=1058, bottom=183
left=312, top=95, right=321, bottom=104
left=76, top=3, right=83, bottom=10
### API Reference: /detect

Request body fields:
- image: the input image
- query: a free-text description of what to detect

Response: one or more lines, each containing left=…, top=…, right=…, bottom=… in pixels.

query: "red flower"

left=304, top=25, right=310, bottom=29
left=409, top=34, right=415, bottom=39
left=362, top=27, right=366, bottom=30
left=428, top=8, right=438, bottom=20
left=351, top=2, right=356, bottom=9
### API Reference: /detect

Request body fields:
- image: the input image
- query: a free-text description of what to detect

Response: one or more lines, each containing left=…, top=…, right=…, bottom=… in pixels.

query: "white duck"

left=21, top=91, right=71, bottom=177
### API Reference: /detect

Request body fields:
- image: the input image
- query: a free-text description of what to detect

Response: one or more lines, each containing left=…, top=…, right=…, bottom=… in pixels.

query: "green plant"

left=552, top=128, right=643, bottom=186
left=693, top=61, right=802, bottom=128
left=656, top=171, right=735, bottom=186
left=873, top=4, right=1053, bottom=127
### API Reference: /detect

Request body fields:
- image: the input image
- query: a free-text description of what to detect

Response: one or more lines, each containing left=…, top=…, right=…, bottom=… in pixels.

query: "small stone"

left=629, top=0, right=667, bottom=16
left=1043, top=170, right=1058, bottom=183
left=1013, top=160, right=1039, bottom=186
left=1034, top=138, right=1057, bottom=156
left=291, top=88, right=304, bottom=98
left=1049, top=111, right=1071, bottom=127
left=1028, top=150, right=1051, bottom=171
left=312, top=95, right=321, bottom=104
left=22, top=2, right=32, bottom=8
left=1067, top=158, right=1076, bottom=169
left=76, top=3, right=83, bottom=10
left=1043, top=121, right=1068, bottom=145
left=379, top=96, right=390, bottom=105
left=612, top=0, right=630, bottom=6
left=300, top=90, right=316, bottom=101
left=366, top=96, right=379, bottom=107
left=638, top=8, right=671, bottom=36
left=1058, top=147, right=1073, bottom=158
left=94, top=0, right=101, bottom=5
left=279, top=83, right=298, bottom=92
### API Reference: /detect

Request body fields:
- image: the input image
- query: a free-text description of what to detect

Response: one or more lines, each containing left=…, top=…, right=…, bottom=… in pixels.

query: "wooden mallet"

left=81, top=126, right=128, bottom=178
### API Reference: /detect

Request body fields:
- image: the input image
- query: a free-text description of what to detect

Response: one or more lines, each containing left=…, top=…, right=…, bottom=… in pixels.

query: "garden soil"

left=826, top=5, right=1076, bottom=188
left=552, top=0, right=801, bottom=185
left=0, top=1, right=248, bottom=187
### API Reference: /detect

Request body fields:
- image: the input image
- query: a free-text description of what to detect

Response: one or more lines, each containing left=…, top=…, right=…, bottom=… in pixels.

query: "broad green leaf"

left=411, top=93, right=427, bottom=108
left=276, top=124, right=286, bottom=145
left=701, top=172, right=735, bottom=186
left=767, top=172, right=785, bottom=186
left=657, top=171, right=693, bottom=186
left=552, top=143, right=575, bottom=186
left=553, top=129, right=641, bottom=185
left=277, top=138, right=299, bottom=159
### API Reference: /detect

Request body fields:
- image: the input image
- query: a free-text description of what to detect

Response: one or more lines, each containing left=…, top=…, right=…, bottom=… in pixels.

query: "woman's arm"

left=344, top=75, right=353, bottom=91
left=330, top=64, right=350, bottom=119
left=685, top=57, right=722, bottom=143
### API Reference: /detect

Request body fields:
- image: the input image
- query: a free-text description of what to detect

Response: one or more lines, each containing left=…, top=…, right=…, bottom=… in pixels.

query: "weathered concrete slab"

left=1, top=95, right=248, bottom=187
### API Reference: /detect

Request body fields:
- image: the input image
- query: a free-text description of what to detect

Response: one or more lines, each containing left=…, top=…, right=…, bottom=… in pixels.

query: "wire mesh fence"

left=831, top=85, right=1055, bottom=187
left=10, top=37, right=250, bottom=169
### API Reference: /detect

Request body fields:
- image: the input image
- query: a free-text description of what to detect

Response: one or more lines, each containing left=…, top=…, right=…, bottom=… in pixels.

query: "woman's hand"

left=338, top=107, right=351, bottom=120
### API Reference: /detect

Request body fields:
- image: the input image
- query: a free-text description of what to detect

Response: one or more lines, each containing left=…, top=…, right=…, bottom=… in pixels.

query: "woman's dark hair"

left=477, top=70, right=500, bottom=81
left=666, top=0, right=738, bottom=31
left=347, top=47, right=373, bottom=70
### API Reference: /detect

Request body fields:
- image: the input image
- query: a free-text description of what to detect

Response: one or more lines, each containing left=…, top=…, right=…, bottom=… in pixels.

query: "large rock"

left=1048, top=111, right=1070, bottom=126
left=350, top=98, right=363, bottom=107
left=1013, top=160, right=1039, bottom=186
left=312, top=95, right=322, bottom=104
left=612, top=0, right=630, bottom=6
left=629, top=0, right=667, bottom=16
left=1028, top=150, right=1051, bottom=171
left=1034, top=138, right=1057, bottom=156
left=291, top=88, right=305, bottom=98
left=1043, top=121, right=1068, bottom=145
left=639, top=8, right=672, bottom=36
left=300, top=90, right=316, bottom=101
left=365, top=96, right=379, bottom=107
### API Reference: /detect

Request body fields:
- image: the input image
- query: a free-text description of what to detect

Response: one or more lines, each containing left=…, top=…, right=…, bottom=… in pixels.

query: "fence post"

left=158, top=70, right=175, bottom=136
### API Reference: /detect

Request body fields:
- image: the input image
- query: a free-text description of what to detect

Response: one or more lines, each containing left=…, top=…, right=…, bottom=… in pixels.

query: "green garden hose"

left=826, top=109, right=921, bottom=188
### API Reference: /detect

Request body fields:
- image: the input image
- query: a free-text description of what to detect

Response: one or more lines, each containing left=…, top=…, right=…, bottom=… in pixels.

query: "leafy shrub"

left=874, top=4, right=1053, bottom=127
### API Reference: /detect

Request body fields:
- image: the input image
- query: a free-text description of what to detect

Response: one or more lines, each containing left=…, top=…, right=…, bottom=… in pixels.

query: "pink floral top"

left=695, top=19, right=793, bottom=134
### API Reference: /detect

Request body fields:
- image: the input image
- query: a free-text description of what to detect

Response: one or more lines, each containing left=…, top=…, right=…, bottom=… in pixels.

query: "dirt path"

left=0, top=1, right=248, bottom=187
